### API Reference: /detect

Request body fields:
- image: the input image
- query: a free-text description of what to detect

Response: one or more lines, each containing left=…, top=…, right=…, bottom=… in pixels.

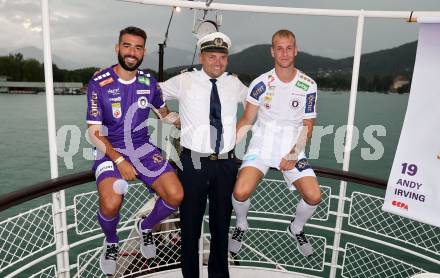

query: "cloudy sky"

left=1, top=0, right=440, bottom=69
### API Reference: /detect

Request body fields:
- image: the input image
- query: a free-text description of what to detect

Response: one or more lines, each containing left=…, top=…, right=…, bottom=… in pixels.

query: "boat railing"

left=0, top=167, right=438, bottom=277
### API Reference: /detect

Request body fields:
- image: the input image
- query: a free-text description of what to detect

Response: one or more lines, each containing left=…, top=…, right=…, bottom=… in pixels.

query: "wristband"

left=114, top=156, right=125, bottom=165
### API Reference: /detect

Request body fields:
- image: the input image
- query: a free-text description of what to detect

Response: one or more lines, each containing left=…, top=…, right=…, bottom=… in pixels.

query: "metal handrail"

left=0, top=164, right=386, bottom=212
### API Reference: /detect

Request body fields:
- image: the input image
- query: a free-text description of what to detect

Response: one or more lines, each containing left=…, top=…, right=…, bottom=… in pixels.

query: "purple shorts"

left=92, top=147, right=175, bottom=192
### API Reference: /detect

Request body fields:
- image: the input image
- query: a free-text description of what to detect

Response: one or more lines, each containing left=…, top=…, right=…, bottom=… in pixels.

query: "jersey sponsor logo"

left=250, top=81, right=266, bottom=100
left=305, top=92, right=316, bottom=113
left=107, top=88, right=120, bottom=95
left=138, top=75, right=150, bottom=86
left=111, top=103, right=122, bottom=118
left=295, top=80, right=310, bottom=91
left=90, top=91, right=99, bottom=117
left=95, top=161, right=114, bottom=179
left=136, top=89, right=150, bottom=95
left=295, top=158, right=311, bottom=172
left=290, top=97, right=300, bottom=109
left=109, top=97, right=121, bottom=102
left=99, top=77, right=114, bottom=87
left=137, top=96, right=149, bottom=109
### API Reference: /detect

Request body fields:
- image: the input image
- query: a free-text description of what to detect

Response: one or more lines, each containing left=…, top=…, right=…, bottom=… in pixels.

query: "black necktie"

left=209, top=78, right=223, bottom=154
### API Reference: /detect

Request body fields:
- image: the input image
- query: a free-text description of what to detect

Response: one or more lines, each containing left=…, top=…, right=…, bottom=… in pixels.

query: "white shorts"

left=240, top=152, right=316, bottom=190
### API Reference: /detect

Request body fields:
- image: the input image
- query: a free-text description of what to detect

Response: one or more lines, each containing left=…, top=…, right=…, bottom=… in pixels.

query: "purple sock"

left=141, top=198, right=176, bottom=231
left=97, top=210, right=120, bottom=243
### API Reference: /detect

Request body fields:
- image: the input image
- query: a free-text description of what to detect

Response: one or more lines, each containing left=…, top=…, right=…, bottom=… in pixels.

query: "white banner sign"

left=383, top=23, right=440, bottom=227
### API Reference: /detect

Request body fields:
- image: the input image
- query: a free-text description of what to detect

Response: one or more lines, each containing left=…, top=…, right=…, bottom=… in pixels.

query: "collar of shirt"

left=199, top=68, right=227, bottom=84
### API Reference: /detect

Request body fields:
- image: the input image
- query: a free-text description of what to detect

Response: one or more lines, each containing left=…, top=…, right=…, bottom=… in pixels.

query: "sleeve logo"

left=305, top=92, right=316, bottom=113
left=250, top=81, right=266, bottom=100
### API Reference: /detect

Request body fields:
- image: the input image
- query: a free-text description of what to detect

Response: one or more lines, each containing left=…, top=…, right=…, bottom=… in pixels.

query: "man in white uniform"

left=228, top=29, right=321, bottom=257
left=160, top=32, right=247, bottom=277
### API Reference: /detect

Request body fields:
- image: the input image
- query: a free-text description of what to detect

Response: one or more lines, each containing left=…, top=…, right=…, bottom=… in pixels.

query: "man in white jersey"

left=228, top=29, right=321, bottom=257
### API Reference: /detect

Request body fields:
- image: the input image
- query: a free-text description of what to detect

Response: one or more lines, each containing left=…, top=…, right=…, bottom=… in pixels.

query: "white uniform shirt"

left=160, top=69, right=248, bottom=154
left=246, top=68, right=318, bottom=166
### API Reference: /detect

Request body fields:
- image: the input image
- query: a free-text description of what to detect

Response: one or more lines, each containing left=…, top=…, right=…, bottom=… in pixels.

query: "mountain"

left=5, top=46, right=83, bottom=70
left=165, top=41, right=417, bottom=86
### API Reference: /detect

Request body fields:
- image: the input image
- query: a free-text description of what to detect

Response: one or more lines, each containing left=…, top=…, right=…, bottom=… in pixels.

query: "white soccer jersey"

left=245, top=68, right=318, bottom=167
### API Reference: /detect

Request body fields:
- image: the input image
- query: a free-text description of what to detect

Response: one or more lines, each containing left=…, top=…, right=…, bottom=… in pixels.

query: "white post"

left=329, top=13, right=365, bottom=278
left=40, top=0, right=70, bottom=277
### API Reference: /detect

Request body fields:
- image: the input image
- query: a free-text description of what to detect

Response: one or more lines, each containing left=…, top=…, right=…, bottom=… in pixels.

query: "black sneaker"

left=228, top=227, right=246, bottom=253
left=287, top=220, right=313, bottom=257
left=100, top=239, right=119, bottom=275
left=135, top=219, right=156, bottom=259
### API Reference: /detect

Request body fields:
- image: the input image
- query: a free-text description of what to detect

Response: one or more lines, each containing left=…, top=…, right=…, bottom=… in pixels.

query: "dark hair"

left=272, top=29, right=296, bottom=47
left=119, top=26, right=147, bottom=45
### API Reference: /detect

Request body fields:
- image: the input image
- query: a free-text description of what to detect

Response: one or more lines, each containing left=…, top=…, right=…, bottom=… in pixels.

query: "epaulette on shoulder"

left=227, top=72, right=238, bottom=78
left=299, top=72, right=316, bottom=85
left=93, top=71, right=115, bottom=87
left=180, top=67, right=195, bottom=74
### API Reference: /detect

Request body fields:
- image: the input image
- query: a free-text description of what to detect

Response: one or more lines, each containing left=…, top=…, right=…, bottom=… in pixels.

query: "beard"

left=118, top=52, right=143, bottom=71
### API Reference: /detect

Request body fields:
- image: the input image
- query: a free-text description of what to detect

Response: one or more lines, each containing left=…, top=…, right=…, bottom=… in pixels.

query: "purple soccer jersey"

left=86, top=65, right=164, bottom=149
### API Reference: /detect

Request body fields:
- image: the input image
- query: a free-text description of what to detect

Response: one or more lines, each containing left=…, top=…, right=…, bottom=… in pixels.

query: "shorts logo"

left=152, top=153, right=163, bottom=164
left=295, top=158, right=311, bottom=172
left=295, top=80, right=309, bottom=91
left=138, top=96, right=149, bottom=109
left=95, top=161, right=114, bottom=179
left=138, top=76, right=150, bottom=86
left=250, top=81, right=266, bottom=100
left=112, top=103, right=122, bottom=118
left=290, top=98, right=300, bottom=109
left=305, top=92, right=316, bottom=114
left=137, top=89, right=150, bottom=95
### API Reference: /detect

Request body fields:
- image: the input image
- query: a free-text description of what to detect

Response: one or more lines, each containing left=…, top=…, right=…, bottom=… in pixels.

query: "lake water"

left=0, top=91, right=409, bottom=196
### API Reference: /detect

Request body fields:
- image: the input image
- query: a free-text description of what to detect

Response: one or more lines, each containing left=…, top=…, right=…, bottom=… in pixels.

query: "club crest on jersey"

left=305, top=92, right=316, bottom=113
left=263, top=94, right=273, bottom=109
left=295, top=158, right=311, bottom=172
left=250, top=81, right=266, bottom=100
left=111, top=103, right=122, bottom=118
left=295, top=80, right=309, bottom=91
left=290, top=97, right=300, bottom=110
left=138, top=76, right=150, bottom=86
left=137, top=96, right=149, bottom=109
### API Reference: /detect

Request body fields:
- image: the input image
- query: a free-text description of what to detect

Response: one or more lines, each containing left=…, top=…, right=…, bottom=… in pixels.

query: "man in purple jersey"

left=86, top=26, right=183, bottom=276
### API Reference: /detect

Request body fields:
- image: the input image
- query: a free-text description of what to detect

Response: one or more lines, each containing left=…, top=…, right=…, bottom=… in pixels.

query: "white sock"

left=291, top=199, right=317, bottom=234
left=232, top=195, right=250, bottom=230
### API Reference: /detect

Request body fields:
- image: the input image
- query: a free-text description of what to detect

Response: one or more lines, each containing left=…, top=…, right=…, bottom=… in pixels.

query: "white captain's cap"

left=197, top=32, right=231, bottom=54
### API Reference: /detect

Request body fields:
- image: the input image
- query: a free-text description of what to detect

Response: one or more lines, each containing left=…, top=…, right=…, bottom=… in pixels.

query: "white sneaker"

left=100, top=239, right=119, bottom=275
left=287, top=221, right=314, bottom=257
left=135, top=219, right=157, bottom=259
left=228, top=227, right=246, bottom=254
